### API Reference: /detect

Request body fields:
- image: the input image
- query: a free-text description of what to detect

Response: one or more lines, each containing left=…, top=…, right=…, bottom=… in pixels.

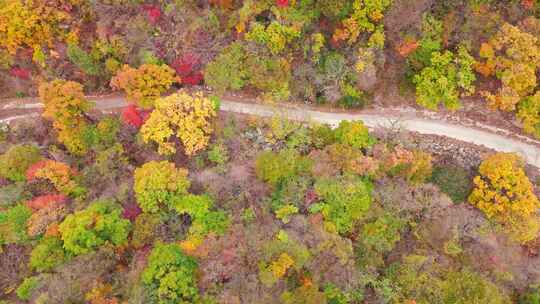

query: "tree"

left=0, top=0, right=79, bottom=56
left=517, top=91, right=540, bottom=139
left=26, top=159, right=86, bottom=198
left=110, top=64, right=175, bottom=109
left=334, top=120, right=375, bottom=149
left=58, top=200, right=131, bottom=255
left=469, top=153, right=540, bottom=243
left=413, top=46, right=476, bottom=111
left=140, top=91, right=217, bottom=156
left=30, top=237, right=69, bottom=272
left=478, top=23, right=540, bottom=111
left=0, top=203, right=31, bottom=245
left=133, top=161, right=190, bottom=213
left=311, top=175, right=373, bottom=234
left=142, top=242, right=200, bottom=304
left=39, top=79, right=94, bottom=155
left=255, top=149, right=313, bottom=187
left=0, top=144, right=41, bottom=182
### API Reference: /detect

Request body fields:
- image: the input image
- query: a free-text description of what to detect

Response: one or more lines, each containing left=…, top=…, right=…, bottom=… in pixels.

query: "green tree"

left=58, top=200, right=131, bottom=255
left=133, top=161, right=191, bottom=213
left=0, top=144, right=41, bottom=182
left=334, top=120, right=375, bottom=149
left=142, top=242, right=200, bottom=304
left=311, top=175, right=373, bottom=234
left=255, top=149, right=312, bottom=187
left=30, top=237, right=69, bottom=272
left=0, top=203, right=31, bottom=245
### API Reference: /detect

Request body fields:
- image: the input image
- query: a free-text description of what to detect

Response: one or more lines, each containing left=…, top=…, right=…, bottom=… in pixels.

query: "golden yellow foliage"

left=39, top=79, right=93, bottom=154
left=269, top=252, right=295, bottom=279
left=0, top=0, right=82, bottom=65
left=469, top=153, right=540, bottom=243
left=140, top=91, right=217, bottom=156
left=479, top=23, right=540, bottom=111
left=110, top=64, right=176, bottom=109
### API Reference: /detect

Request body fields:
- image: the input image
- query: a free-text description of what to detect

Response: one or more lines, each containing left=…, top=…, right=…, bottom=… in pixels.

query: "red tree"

left=26, top=194, right=68, bottom=210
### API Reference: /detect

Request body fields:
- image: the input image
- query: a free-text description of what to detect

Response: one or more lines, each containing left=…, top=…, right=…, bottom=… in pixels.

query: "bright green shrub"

left=142, top=242, right=199, bottom=304
left=311, top=175, right=373, bottom=234
left=30, top=237, right=69, bottom=272
left=207, top=142, right=229, bottom=165
left=246, top=21, right=301, bottom=55
left=0, top=144, right=41, bottom=182
left=67, top=43, right=102, bottom=76
left=360, top=213, right=404, bottom=253
left=255, top=149, right=313, bottom=187
left=205, top=42, right=291, bottom=100
left=16, top=276, right=40, bottom=301
left=58, top=200, right=131, bottom=255
left=517, top=91, right=540, bottom=139
left=171, top=194, right=229, bottom=239
left=520, top=288, right=540, bottom=304
left=133, top=161, right=191, bottom=213
left=413, top=46, right=476, bottom=111
left=0, top=203, right=31, bottom=245
left=430, top=165, right=472, bottom=203
left=204, top=42, right=249, bottom=92
left=334, top=120, right=375, bottom=149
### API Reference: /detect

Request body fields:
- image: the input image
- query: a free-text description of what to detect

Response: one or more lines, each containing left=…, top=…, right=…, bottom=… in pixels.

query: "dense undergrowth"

left=2, top=0, right=540, bottom=303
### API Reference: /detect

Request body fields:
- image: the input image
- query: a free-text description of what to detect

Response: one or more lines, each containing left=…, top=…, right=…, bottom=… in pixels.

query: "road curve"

left=2, top=96, right=540, bottom=168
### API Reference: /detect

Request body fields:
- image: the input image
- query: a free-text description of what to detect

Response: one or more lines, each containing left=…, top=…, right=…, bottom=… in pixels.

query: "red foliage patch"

left=26, top=194, right=68, bottom=211
left=122, top=202, right=142, bottom=222
left=10, top=67, right=31, bottom=80
left=142, top=4, right=161, bottom=25
left=172, top=53, right=204, bottom=86
left=26, top=160, right=49, bottom=181
left=276, top=0, right=289, bottom=8
left=122, top=104, right=144, bottom=128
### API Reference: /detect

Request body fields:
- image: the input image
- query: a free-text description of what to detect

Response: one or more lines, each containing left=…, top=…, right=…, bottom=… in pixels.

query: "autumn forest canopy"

left=1, top=0, right=540, bottom=303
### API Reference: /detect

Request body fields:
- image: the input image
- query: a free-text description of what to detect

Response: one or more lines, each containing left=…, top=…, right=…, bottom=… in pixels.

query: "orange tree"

left=140, top=91, right=218, bottom=156
left=469, top=153, right=540, bottom=243
left=110, top=64, right=176, bottom=109
left=39, top=79, right=94, bottom=155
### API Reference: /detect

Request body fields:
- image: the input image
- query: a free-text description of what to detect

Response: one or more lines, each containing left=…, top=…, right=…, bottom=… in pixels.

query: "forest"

left=1, top=0, right=540, bottom=303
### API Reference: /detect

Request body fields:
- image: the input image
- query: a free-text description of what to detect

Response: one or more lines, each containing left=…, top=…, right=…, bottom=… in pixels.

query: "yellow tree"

left=469, top=153, right=540, bottom=243
left=110, top=64, right=176, bottom=109
left=477, top=23, right=540, bottom=111
left=140, top=91, right=217, bottom=156
left=39, top=79, right=93, bottom=155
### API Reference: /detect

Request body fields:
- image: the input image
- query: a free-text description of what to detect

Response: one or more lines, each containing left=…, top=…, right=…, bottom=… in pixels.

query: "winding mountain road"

left=2, top=96, right=540, bottom=168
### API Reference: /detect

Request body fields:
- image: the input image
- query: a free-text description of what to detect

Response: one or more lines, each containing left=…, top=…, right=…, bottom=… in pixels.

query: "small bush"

left=0, top=144, right=41, bottom=182
left=430, top=165, right=472, bottom=203
left=204, top=42, right=249, bottom=92
left=16, top=276, right=40, bottom=301
left=334, top=120, right=375, bottom=149
left=255, top=149, right=313, bottom=187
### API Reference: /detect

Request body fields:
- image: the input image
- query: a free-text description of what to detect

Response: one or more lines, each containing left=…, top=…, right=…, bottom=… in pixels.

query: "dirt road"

left=2, top=96, right=540, bottom=167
